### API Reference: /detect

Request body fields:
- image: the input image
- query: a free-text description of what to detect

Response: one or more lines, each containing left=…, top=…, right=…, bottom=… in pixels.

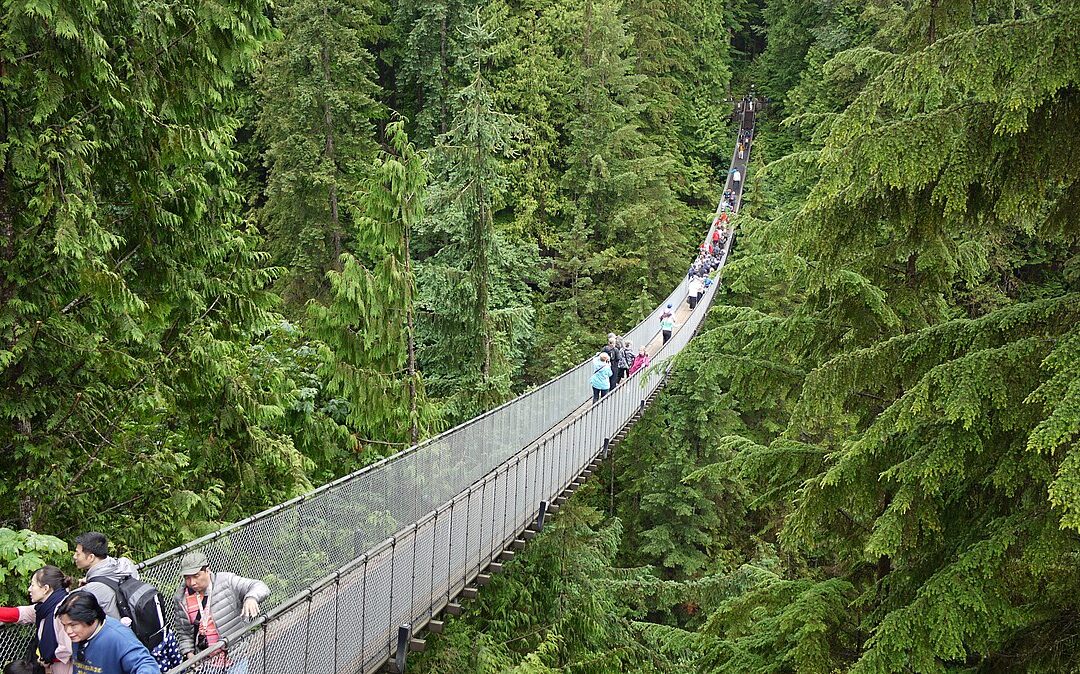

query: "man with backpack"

left=72, top=532, right=141, bottom=621
left=173, top=550, right=270, bottom=665
left=72, top=532, right=179, bottom=671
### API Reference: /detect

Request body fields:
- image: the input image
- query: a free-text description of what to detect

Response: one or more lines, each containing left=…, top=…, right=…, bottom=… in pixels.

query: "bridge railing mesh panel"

left=164, top=221, right=732, bottom=674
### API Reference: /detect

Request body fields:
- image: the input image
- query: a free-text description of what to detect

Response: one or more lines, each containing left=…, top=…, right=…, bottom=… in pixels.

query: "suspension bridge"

left=1, top=100, right=758, bottom=674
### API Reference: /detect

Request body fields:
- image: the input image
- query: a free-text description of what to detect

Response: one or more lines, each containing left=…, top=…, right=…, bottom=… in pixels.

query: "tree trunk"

left=320, top=23, right=343, bottom=269
left=440, top=13, right=449, bottom=136
left=404, top=207, right=419, bottom=446
left=928, top=0, right=939, bottom=44
left=0, top=130, right=15, bottom=312
left=582, top=0, right=593, bottom=67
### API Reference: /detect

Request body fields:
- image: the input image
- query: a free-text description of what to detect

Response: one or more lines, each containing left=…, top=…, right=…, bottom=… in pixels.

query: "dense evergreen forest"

left=1, top=0, right=734, bottom=584
left=3, top=0, right=1080, bottom=669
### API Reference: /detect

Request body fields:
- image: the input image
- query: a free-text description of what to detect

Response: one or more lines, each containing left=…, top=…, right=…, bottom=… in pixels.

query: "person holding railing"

left=0, top=566, right=73, bottom=674
left=172, top=550, right=269, bottom=671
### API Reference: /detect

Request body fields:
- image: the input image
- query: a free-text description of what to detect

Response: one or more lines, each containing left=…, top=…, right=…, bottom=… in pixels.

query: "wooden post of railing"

left=395, top=624, right=410, bottom=673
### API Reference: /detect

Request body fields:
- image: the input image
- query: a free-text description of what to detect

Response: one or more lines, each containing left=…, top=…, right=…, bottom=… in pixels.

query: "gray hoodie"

left=82, top=556, right=141, bottom=619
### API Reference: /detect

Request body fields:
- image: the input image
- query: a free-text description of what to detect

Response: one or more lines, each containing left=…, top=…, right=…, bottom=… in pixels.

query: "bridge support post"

left=602, top=437, right=610, bottom=459
left=395, top=624, right=411, bottom=673
left=537, top=500, right=548, bottom=531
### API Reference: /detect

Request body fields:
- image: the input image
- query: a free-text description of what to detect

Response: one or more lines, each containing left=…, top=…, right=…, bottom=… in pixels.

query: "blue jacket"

left=590, top=362, right=612, bottom=390
left=73, top=616, right=160, bottom=674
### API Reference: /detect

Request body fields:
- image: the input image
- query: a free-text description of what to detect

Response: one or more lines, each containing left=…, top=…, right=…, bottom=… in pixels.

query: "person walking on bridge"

left=620, top=340, right=634, bottom=380
left=591, top=353, right=612, bottom=403
left=660, top=310, right=675, bottom=344
left=629, top=346, right=650, bottom=376
left=173, top=550, right=270, bottom=669
left=688, top=275, right=705, bottom=310
left=602, top=336, right=622, bottom=389
left=730, top=168, right=742, bottom=195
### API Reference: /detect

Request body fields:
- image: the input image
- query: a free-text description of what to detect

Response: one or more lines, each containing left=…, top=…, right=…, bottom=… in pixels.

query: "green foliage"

left=0, top=529, right=67, bottom=602
left=415, top=9, right=537, bottom=420
left=0, top=0, right=329, bottom=560
left=309, top=119, right=440, bottom=448
left=413, top=500, right=667, bottom=674
left=412, top=2, right=1080, bottom=672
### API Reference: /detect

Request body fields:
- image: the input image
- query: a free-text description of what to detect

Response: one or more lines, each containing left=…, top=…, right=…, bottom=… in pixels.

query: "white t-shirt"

left=732, top=170, right=742, bottom=182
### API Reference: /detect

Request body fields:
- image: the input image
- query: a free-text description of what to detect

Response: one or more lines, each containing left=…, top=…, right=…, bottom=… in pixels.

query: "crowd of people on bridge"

left=590, top=212, right=733, bottom=404
left=590, top=334, right=650, bottom=403
left=2, top=532, right=267, bottom=674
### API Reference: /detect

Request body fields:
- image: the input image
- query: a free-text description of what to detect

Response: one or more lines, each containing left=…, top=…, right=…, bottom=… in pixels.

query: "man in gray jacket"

left=73, top=531, right=142, bottom=619
left=173, top=550, right=271, bottom=661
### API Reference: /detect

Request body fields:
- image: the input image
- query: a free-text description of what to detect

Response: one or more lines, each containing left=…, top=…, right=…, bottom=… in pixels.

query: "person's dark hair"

left=57, top=592, right=106, bottom=625
left=74, top=532, right=108, bottom=559
left=4, top=660, right=45, bottom=674
left=32, top=566, right=72, bottom=593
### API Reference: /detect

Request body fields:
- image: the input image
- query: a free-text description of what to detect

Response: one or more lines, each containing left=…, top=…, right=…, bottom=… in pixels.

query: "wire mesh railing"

left=170, top=223, right=734, bottom=674
left=0, top=104, right=754, bottom=672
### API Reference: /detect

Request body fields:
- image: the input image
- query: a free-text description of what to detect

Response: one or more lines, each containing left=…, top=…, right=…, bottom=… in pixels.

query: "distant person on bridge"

left=688, top=276, right=705, bottom=309
left=72, top=532, right=141, bottom=621
left=620, top=340, right=634, bottom=380
left=731, top=168, right=742, bottom=195
left=660, top=311, right=675, bottom=344
left=590, top=353, right=612, bottom=403
left=629, top=346, right=651, bottom=376
left=173, top=550, right=270, bottom=666
left=602, top=336, right=623, bottom=389
left=56, top=593, right=159, bottom=674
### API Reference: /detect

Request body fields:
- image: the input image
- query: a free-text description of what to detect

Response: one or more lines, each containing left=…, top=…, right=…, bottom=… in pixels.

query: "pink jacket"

left=3, top=606, right=74, bottom=674
left=629, top=354, right=650, bottom=376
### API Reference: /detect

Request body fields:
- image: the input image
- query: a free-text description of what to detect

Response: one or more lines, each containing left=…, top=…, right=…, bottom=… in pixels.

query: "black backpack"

left=95, top=576, right=168, bottom=650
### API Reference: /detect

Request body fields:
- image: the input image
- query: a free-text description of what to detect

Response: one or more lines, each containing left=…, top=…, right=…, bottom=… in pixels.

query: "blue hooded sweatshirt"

left=73, top=616, right=160, bottom=674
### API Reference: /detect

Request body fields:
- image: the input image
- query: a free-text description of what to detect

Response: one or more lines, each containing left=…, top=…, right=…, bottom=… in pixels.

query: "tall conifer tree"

left=0, top=0, right=318, bottom=547
left=416, top=8, right=534, bottom=420
left=554, top=0, right=687, bottom=337
left=309, top=120, right=437, bottom=448
left=257, top=0, right=385, bottom=308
